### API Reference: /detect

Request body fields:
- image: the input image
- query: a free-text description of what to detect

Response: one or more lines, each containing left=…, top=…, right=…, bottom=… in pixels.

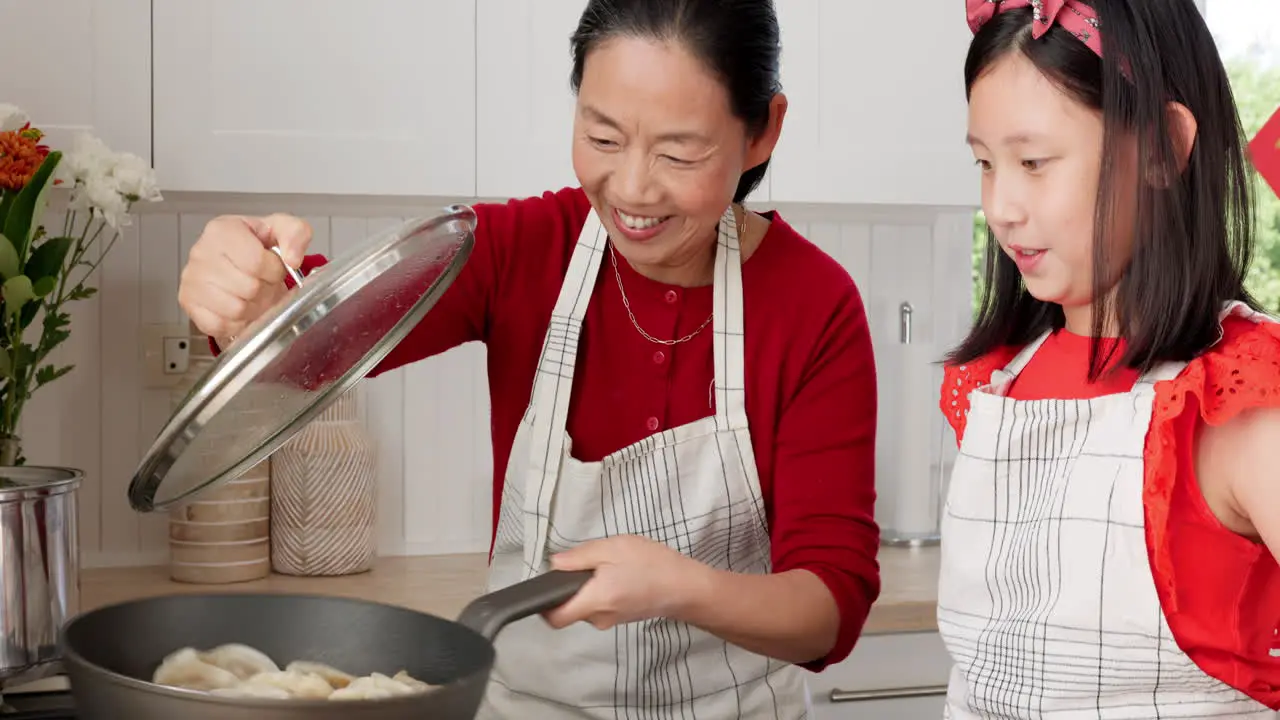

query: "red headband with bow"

left=967, top=0, right=1103, bottom=56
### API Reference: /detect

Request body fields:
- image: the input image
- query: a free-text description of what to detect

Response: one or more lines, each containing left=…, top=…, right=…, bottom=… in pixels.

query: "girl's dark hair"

left=568, top=0, right=781, bottom=203
left=948, top=0, right=1259, bottom=379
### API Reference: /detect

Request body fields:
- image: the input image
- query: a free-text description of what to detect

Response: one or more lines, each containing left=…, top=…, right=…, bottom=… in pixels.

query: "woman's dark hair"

left=948, top=0, right=1259, bottom=379
left=568, top=0, right=781, bottom=204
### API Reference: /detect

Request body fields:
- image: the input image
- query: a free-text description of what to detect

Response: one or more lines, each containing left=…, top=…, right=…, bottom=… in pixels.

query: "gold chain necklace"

left=610, top=206, right=744, bottom=347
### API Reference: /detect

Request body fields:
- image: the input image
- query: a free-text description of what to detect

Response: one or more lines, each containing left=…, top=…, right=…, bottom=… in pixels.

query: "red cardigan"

left=941, top=317, right=1280, bottom=709
left=218, top=187, right=882, bottom=670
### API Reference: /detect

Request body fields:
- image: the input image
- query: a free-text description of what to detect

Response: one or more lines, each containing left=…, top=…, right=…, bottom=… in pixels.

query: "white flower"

left=110, top=152, right=162, bottom=203
left=83, top=175, right=129, bottom=230
left=0, top=104, right=28, bottom=132
left=60, top=133, right=116, bottom=185
left=59, top=131, right=163, bottom=228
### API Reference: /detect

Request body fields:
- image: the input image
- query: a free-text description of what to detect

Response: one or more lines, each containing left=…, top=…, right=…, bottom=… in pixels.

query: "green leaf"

left=42, top=310, right=69, bottom=332
left=39, top=311, right=70, bottom=351
left=33, top=363, right=72, bottom=388
left=66, top=286, right=97, bottom=301
left=17, top=302, right=37, bottom=330
left=0, top=349, right=11, bottom=379
left=2, top=276, right=34, bottom=317
left=0, top=234, right=18, bottom=280
left=1, top=151, right=61, bottom=260
left=0, top=192, right=13, bottom=236
left=31, top=276, right=55, bottom=298
left=25, top=235, right=72, bottom=282
left=11, top=343, right=35, bottom=371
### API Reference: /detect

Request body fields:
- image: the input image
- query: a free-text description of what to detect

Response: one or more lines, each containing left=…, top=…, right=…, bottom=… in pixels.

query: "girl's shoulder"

left=1155, top=304, right=1280, bottom=428
left=1145, top=305, right=1280, bottom=539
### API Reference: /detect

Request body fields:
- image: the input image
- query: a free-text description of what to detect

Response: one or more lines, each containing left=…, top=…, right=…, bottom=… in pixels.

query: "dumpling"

left=152, top=648, right=241, bottom=691
left=391, top=670, right=433, bottom=692
left=210, top=684, right=292, bottom=700
left=328, top=673, right=416, bottom=700
left=242, top=670, right=335, bottom=699
left=153, top=644, right=433, bottom=702
left=328, top=684, right=394, bottom=700
left=285, top=660, right=355, bottom=689
left=198, top=643, right=280, bottom=680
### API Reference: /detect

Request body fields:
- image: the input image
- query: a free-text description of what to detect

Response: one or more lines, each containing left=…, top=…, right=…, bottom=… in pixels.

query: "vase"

left=269, top=387, right=378, bottom=576
left=165, top=322, right=272, bottom=584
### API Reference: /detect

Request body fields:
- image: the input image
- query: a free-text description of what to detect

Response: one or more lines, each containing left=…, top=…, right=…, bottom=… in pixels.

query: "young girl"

left=939, top=0, right=1280, bottom=717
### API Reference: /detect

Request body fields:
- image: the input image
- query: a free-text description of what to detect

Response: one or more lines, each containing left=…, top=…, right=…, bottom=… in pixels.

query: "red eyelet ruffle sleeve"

left=1144, top=314, right=1280, bottom=710
left=939, top=347, right=1020, bottom=446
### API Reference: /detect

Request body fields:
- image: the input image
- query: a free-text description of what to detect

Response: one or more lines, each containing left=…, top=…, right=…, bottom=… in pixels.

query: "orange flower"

left=0, top=125, right=51, bottom=192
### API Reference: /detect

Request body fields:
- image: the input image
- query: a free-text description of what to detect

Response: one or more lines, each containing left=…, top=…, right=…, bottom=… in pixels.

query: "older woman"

left=176, top=0, right=880, bottom=716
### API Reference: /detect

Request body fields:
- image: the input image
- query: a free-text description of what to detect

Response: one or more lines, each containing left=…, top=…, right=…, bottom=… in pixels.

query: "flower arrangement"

left=0, top=104, right=162, bottom=465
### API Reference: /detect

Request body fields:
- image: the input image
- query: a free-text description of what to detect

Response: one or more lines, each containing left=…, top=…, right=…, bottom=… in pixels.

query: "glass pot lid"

left=128, top=204, right=478, bottom=512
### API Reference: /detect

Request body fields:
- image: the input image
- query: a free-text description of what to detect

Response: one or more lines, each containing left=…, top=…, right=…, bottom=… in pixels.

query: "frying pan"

left=59, top=569, right=591, bottom=719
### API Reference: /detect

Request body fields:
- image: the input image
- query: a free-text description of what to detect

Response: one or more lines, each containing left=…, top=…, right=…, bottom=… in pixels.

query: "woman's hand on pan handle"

left=542, top=535, right=709, bottom=631
left=543, top=534, right=841, bottom=665
left=178, top=213, right=313, bottom=347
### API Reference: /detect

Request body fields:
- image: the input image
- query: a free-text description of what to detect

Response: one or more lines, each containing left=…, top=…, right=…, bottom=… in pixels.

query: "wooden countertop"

left=867, top=545, right=940, bottom=634
left=79, top=545, right=939, bottom=636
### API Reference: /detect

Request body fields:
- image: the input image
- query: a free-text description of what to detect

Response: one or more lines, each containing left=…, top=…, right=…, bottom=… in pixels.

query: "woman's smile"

left=611, top=206, right=673, bottom=242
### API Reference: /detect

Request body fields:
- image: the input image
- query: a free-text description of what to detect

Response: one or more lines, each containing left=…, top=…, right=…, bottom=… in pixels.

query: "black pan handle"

left=457, top=569, right=593, bottom=641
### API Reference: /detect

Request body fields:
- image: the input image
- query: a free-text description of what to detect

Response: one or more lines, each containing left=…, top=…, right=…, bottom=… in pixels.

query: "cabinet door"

left=152, top=0, right=477, bottom=196
left=771, top=1, right=979, bottom=207
left=805, top=631, right=953, bottom=719
left=0, top=0, right=151, bottom=162
left=475, top=0, right=585, bottom=199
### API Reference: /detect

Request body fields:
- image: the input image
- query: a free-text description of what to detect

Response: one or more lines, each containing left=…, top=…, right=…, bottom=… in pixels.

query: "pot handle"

left=457, top=569, right=593, bottom=641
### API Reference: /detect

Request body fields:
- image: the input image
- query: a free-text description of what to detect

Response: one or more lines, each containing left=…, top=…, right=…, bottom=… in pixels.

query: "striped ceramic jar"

left=268, top=386, right=378, bottom=576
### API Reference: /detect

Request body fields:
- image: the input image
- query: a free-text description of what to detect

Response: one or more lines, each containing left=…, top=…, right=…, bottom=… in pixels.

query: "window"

left=970, top=2, right=1280, bottom=315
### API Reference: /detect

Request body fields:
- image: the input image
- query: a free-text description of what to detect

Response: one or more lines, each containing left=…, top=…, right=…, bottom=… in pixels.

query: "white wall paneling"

left=20, top=194, right=974, bottom=568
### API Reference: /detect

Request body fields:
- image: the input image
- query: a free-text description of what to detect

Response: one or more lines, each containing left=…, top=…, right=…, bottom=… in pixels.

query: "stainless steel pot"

left=0, top=466, right=82, bottom=688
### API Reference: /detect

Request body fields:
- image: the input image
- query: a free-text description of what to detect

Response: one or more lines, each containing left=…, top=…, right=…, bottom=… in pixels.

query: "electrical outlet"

left=163, top=336, right=190, bottom=375
left=142, top=323, right=194, bottom=389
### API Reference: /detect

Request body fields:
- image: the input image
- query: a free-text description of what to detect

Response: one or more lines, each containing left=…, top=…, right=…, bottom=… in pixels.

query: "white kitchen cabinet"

left=9, top=2, right=986, bottom=202
left=771, top=1, right=980, bottom=208
left=151, top=0, right=477, bottom=197
left=475, top=0, right=584, bottom=199
left=0, top=0, right=151, bottom=162
left=805, top=631, right=952, bottom=719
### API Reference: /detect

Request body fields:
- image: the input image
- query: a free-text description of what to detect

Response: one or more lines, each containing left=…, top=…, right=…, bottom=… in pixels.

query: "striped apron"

left=937, top=301, right=1278, bottom=718
left=476, top=205, right=808, bottom=719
